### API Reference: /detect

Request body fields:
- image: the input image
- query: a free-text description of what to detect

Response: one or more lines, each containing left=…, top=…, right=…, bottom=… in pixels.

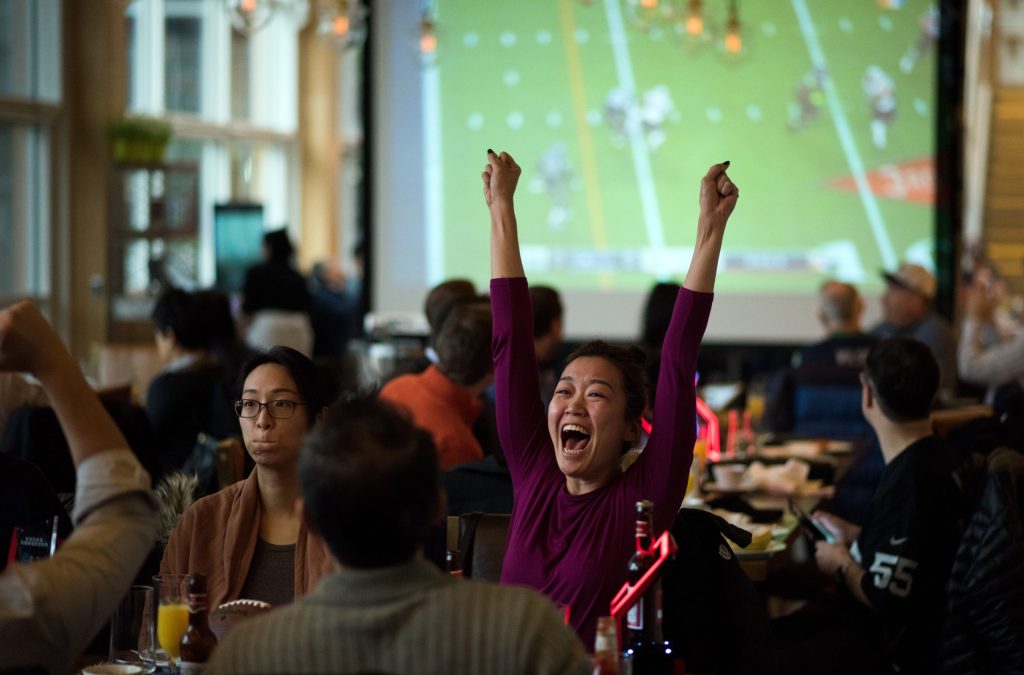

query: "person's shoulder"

left=207, top=602, right=310, bottom=673
left=443, top=578, right=561, bottom=617
left=180, top=479, right=247, bottom=524
left=379, top=371, right=421, bottom=397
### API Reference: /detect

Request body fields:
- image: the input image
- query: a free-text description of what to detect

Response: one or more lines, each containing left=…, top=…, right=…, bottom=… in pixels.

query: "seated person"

left=423, top=278, right=477, bottom=366
left=161, top=347, right=333, bottom=609
left=958, top=272, right=1024, bottom=403
left=147, top=287, right=237, bottom=473
left=484, top=150, right=736, bottom=645
left=206, top=395, right=590, bottom=675
left=0, top=301, right=157, bottom=674
left=871, top=262, right=957, bottom=402
left=380, top=300, right=493, bottom=469
left=242, top=229, right=313, bottom=357
left=798, top=339, right=962, bottom=673
left=795, top=280, right=876, bottom=368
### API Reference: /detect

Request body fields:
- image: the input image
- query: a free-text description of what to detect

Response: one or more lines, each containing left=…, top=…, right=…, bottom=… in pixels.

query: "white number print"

left=869, top=553, right=918, bottom=598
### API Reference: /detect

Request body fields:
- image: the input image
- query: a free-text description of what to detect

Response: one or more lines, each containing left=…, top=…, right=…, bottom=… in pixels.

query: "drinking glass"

left=153, top=574, right=189, bottom=667
left=108, top=584, right=154, bottom=666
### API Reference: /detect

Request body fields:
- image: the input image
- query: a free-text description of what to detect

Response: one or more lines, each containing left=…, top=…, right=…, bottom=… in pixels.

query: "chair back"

left=451, top=512, right=511, bottom=583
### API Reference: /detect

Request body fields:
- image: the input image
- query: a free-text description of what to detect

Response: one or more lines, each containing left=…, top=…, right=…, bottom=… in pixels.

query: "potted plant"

left=107, top=116, right=173, bottom=164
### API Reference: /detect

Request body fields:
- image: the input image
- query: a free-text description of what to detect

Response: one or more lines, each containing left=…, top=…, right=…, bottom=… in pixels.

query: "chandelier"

left=224, top=0, right=310, bottom=37
left=315, top=0, right=368, bottom=51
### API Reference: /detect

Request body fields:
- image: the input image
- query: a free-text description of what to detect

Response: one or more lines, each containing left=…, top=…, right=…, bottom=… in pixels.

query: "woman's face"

left=239, top=363, right=310, bottom=470
left=547, top=356, right=639, bottom=494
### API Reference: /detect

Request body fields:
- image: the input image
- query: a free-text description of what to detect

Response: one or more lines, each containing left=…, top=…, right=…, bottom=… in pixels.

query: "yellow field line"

left=559, top=0, right=608, bottom=251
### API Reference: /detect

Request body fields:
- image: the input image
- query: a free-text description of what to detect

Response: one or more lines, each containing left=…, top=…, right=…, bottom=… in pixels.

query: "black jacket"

left=939, top=446, right=1024, bottom=674
left=663, top=508, right=779, bottom=675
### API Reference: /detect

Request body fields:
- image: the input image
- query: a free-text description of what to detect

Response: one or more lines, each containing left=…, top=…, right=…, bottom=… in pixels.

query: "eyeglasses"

left=233, top=399, right=307, bottom=419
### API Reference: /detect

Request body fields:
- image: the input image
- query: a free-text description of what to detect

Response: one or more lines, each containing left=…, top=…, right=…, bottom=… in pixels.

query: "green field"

left=434, top=0, right=937, bottom=294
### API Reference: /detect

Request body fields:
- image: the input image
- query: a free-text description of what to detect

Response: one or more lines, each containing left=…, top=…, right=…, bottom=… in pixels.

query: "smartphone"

left=789, top=499, right=836, bottom=544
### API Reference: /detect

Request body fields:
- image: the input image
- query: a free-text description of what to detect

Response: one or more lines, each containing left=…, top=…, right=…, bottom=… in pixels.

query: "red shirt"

left=380, top=365, right=484, bottom=469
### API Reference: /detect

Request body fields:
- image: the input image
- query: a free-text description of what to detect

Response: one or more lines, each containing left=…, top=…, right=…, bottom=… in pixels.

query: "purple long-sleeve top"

left=491, top=277, right=712, bottom=647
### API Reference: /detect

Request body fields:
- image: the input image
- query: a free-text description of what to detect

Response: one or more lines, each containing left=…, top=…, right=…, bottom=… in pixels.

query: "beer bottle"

left=179, top=573, right=218, bottom=674
left=621, top=500, right=679, bottom=675
left=624, top=500, right=655, bottom=651
left=593, top=615, right=621, bottom=675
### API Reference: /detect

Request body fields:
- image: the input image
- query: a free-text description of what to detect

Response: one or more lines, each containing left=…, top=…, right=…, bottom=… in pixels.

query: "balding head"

left=818, top=281, right=863, bottom=333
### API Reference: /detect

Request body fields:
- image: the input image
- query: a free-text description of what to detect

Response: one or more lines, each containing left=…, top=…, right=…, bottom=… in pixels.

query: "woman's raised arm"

left=683, top=161, right=738, bottom=293
left=484, top=150, right=526, bottom=279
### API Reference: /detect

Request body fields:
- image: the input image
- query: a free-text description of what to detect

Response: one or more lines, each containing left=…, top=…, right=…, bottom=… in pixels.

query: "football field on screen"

left=433, top=0, right=937, bottom=294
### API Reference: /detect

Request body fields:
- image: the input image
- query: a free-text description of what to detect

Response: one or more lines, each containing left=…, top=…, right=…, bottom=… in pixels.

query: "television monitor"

left=371, top=0, right=958, bottom=342
left=214, top=203, right=264, bottom=293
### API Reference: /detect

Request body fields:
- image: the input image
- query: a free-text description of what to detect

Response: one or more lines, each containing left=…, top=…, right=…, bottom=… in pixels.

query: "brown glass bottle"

left=621, top=500, right=679, bottom=675
left=179, top=573, right=218, bottom=674
left=624, top=500, right=656, bottom=650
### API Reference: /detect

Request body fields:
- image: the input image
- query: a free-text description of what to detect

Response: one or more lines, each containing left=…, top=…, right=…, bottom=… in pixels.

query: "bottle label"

left=179, top=661, right=205, bottom=675
left=626, top=599, right=643, bottom=630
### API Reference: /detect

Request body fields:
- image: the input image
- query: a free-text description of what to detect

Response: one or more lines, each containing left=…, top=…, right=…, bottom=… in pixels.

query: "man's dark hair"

left=300, top=394, right=439, bottom=568
left=236, top=346, right=329, bottom=425
left=529, top=285, right=563, bottom=340
left=565, top=340, right=648, bottom=434
left=151, top=287, right=207, bottom=351
left=435, top=300, right=492, bottom=386
left=424, top=279, right=477, bottom=336
left=863, top=338, right=939, bottom=422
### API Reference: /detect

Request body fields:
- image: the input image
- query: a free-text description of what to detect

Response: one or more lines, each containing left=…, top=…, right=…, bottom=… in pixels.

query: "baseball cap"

left=882, top=262, right=936, bottom=300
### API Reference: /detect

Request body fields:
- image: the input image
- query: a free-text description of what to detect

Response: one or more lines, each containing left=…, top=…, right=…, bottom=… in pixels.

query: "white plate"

left=732, top=541, right=786, bottom=560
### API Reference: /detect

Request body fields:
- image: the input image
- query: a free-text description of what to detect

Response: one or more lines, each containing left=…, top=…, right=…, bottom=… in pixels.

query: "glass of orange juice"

left=154, top=574, right=189, bottom=668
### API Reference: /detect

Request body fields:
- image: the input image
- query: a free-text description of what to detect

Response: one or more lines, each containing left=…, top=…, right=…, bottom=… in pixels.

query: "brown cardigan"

left=160, top=470, right=333, bottom=609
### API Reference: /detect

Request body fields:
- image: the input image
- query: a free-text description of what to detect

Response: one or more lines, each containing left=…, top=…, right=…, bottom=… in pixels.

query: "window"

left=0, top=0, right=61, bottom=309
left=124, top=0, right=302, bottom=288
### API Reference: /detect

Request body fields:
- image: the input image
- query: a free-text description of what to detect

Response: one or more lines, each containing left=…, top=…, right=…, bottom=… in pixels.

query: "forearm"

left=841, top=562, right=872, bottom=608
left=490, top=203, right=526, bottom=279
left=683, top=221, right=724, bottom=293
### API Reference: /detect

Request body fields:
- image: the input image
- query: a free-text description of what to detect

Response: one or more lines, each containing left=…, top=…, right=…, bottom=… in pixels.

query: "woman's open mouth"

left=560, top=424, right=592, bottom=456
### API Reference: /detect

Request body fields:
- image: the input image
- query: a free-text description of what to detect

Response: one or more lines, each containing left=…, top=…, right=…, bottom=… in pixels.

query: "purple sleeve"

left=625, top=288, right=713, bottom=533
left=490, top=278, right=552, bottom=483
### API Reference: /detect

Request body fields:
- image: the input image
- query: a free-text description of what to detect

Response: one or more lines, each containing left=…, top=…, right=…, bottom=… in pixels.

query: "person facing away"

left=812, top=338, right=962, bottom=673
left=958, top=268, right=1024, bottom=403
left=484, top=149, right=738, bottom=646
left=147, top=287, right=238, bottom=473
left=0, top=301, right=157, bottom=674
left=206, top=394, right=591, bottom=675
left=380, top=299, right=494, bottom=469
left=422, top=278, right=478, bottom=367
left=242, top=228, right=314, bottom=356
left=161, top=347, right=334, bottom=610
left=871, top=262, right=957, bottom=402
left=795, top=280, right=877, bottom=369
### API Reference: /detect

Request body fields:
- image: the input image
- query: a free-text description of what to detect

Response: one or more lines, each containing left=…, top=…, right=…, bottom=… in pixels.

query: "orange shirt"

left=380, top=365, right=484, bottom=469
